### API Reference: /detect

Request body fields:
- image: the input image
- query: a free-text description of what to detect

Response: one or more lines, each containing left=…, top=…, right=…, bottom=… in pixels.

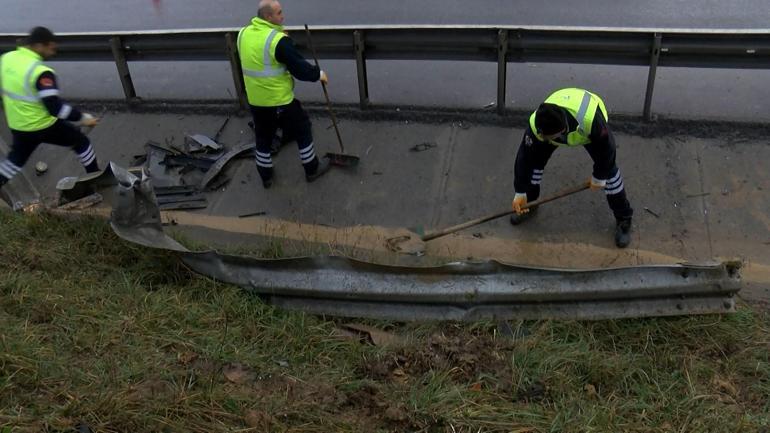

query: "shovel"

left=304, top=24, right=360, bottom=167
left=386, top=181, right=591, bottom=254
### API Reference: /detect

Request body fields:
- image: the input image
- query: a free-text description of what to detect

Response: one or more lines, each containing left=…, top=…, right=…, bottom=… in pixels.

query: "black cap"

left=534, top=103, right=567, bottom=136
left=27, top=27, right=56, bottom=45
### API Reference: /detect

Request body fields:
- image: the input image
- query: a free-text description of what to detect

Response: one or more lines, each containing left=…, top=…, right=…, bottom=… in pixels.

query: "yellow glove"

left=512, top=193, right=529, bottom=214
left=319, top=70, right=329, bottom=85
left=589, top=176, right=606, bottom=191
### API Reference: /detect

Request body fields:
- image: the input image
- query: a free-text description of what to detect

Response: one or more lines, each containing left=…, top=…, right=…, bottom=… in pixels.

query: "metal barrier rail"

left=2, top=25, right=770, bottom=120
left=99, top=162, right=740, bottom=321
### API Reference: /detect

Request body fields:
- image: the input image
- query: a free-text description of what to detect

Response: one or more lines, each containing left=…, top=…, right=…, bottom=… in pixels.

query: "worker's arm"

left=274, top=37, right=322, bottom=82
left=583, top=106, right=616, bottom=188
left=512, top=128, right=558, bottom=212
left=514, top=128, right=557, bottom=194
left=35, top=71, right=84, bottom=122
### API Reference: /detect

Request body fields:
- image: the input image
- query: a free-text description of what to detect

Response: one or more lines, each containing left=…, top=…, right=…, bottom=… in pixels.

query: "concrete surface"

left=0, top=106, right=768, bottom=302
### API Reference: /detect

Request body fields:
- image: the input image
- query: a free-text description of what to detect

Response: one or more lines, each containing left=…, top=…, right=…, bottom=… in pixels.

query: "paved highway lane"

left=2, top=1, right=770, bottom=121
left=2, top=0, right=769, bottom=32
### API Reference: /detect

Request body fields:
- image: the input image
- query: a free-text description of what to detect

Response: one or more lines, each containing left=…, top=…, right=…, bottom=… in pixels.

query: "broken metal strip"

left=158, top=202, right=208, bottom=211
left=200, top=141, right=256, bottom=188
left=154, top=185, right=200, bottom=195
left=163, top=154, right=216, bottom=170
left=155, top=194, right=205, bottom=205
left=103, top=163, right=741, bottom=321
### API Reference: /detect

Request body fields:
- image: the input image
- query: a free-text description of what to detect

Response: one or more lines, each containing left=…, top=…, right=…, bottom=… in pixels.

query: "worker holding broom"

left=238, top=0, right=331, bottom=189
left=511, top=88, right=634, bottom=248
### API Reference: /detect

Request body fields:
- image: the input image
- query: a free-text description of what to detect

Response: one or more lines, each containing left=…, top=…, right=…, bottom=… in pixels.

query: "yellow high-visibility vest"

left=529, top=88, right=608, bottom=146
left=1, top=46, right=57, bottom=131
left=238, top=17, right=294, bottom=107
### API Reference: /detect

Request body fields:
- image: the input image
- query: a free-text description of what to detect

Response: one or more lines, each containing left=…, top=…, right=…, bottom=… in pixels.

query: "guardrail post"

left=643, top=33, right=662, bottom=122
left=109, top=37, right=137, bottom=102
left=497, top=29, right=508, bottom=115
left=225, top=33, right=249, bottom=111
left=354, top=30, right=369, bottom=110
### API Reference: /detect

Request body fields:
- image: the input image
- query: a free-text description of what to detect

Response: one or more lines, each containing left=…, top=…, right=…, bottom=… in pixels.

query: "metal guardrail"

left=100, top=162, right=740, bottom=321
left=3, top=25, right=770, bottom=120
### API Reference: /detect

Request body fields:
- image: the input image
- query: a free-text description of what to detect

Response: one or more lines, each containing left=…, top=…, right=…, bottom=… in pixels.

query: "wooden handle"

left=421, top=182, right=590, bottom=241
left=304, top=24, right=345, bottom=153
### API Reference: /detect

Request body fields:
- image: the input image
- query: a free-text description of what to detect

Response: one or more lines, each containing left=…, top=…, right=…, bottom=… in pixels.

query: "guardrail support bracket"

left=110, top=37, right=137, bottom=102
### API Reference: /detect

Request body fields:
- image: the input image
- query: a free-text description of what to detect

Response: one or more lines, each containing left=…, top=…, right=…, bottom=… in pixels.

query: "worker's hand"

left=79, top=113, right=99, bottom=127
left=512, top=193, right=529, bottom=214
left=589, top=176, right=606, bottom=191
left=319, top=70, right=328, bottom=85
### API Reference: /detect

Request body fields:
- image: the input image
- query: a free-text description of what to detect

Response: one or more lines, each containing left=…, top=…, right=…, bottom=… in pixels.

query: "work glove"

left=512, top=193, right=529, bottom=214
left=78, top=113, right=99, bottom=127
left=589, top=176, right=606, bottom=191
left=319, top=70, right=328, bottom=85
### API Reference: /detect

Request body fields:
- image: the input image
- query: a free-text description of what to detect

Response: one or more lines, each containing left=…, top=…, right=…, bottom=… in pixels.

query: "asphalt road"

left=2, top=1, right=770, bottom=121
left=2, top=0, right=769, bottom=32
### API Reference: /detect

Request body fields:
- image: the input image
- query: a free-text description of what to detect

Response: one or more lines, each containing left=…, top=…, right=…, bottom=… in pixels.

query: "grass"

left=0, top=210, right=768, bottom=433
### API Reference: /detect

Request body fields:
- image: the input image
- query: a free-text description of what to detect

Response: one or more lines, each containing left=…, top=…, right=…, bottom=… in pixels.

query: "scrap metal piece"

left=145, top=143, right=183, bottom=187
left=200, top=141, right=256, bottom=188
left=153, top=185, right=199, bottom=195
left=35, top=161, right=48, bottom=175
left=107, top=163, right=742, bottom=321
left=57, top=193, right=103, bottom=210
left=111, top=164, right=187, bottom=252
left=644, top=207, right=661, bottom=218
left=163, top=154, right=216, bottom=170
left=154, top=184, right=208, bottom=210
left=186, top=134, right=222, bottom=152
left=55, top=165, right=119, bottom=204
left=156, top=194, right=205, bottom=205
left=409, top=142, right=437, bottom=152
left=238, top=211, right=267, bottom=218
left=158, top=201, right=207, bottom=211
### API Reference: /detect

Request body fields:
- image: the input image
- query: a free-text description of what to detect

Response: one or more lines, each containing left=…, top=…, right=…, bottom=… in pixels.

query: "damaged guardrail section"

left=107, top=164, right=740, bottom=321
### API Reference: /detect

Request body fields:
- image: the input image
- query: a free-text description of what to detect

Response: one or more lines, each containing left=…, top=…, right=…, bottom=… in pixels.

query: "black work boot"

left=509, top=206, right=538, bottom=226
left=615, top=218, right=632, bottom=248
left=305, top=157, right=332, bottom=183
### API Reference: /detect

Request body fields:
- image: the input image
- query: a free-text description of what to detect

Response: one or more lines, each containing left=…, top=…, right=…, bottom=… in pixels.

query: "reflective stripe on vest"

left=574, top=91, right=592, bottom=136
left=2, top=60, right=43, bottom=102
left=529, top=88, right=607, bottom=147
left=239, top=29, right=287, bottom=78
left=1, top=48, right=57, bottom=131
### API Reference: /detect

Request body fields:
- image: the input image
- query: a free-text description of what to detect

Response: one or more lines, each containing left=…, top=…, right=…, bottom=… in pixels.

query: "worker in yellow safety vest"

left=511, top=88, right=634, bottom=248
left=0, top=27, right=100, bottom=195
left=239, top=0, right=331, bottom=189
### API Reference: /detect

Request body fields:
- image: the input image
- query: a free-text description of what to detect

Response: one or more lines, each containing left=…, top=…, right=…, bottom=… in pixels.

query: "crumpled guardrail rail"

left=102, top=163, right=741, bottom=321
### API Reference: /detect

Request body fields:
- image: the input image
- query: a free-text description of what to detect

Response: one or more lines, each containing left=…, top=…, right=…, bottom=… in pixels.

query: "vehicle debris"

left=409, top=142, right=437, bottom=152
left=57, top=193, right=103, bottom=210
left=644, top=207, right=661, bottom=218
left=34, top=161, right=48, bottom=175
